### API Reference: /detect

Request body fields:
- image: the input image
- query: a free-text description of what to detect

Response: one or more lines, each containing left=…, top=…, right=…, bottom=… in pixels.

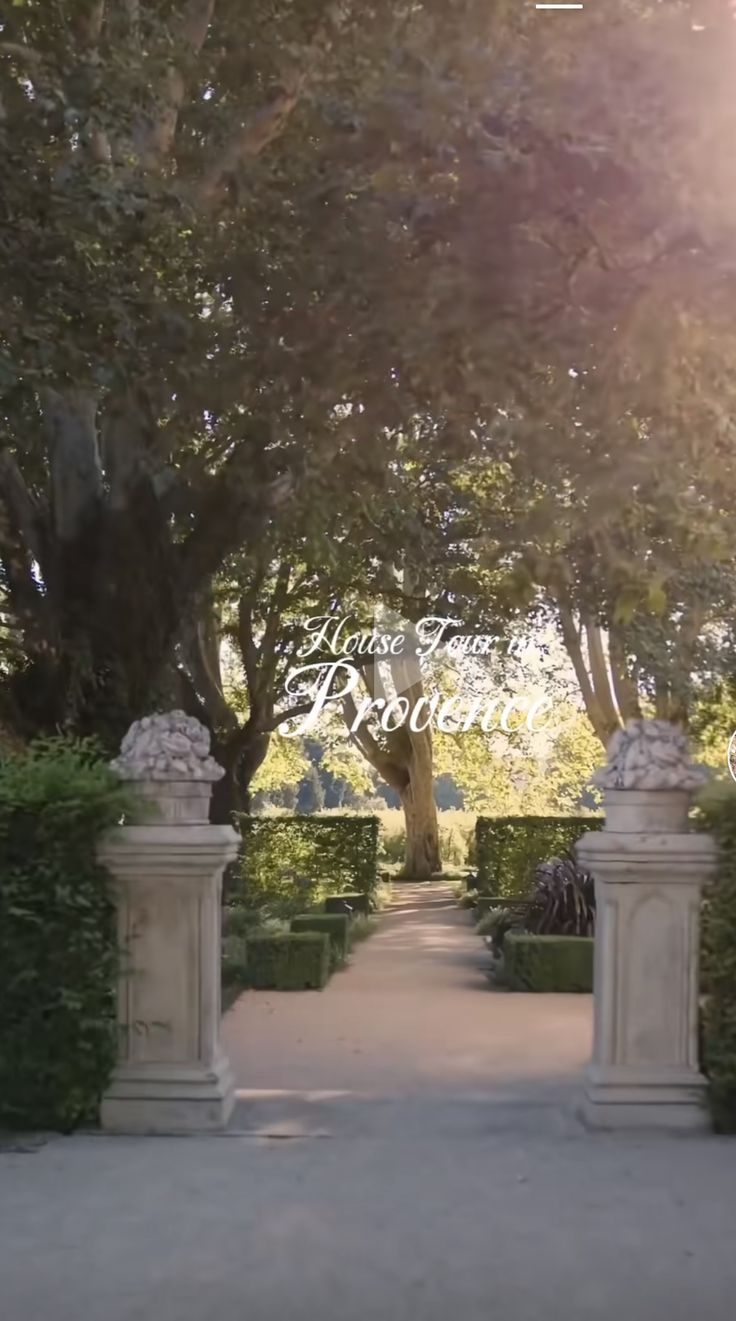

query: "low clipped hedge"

left=475, top=815, right=603, bottom=897
left=0, top=738, right=131, bottom=1131
left=236, top=814, right=379, bottom=915
left=503, top=933, right=594, bottom=992
left=291, top=913, right=350, bottom=966
left=324, top=893, right=372, bottom=919
left=245, top=932, right=331, bottom=990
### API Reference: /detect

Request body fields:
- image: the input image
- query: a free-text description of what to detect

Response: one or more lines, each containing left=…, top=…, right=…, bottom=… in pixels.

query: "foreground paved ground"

left=2, top=882, right=736, bottom=1321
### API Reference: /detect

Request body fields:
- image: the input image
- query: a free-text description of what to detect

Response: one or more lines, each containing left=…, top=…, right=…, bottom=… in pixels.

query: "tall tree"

left=0, top=0, right=497, bottom=739
left=342, top=645, right=442, bottom=878
left=5, top=0, right=736, bottom=749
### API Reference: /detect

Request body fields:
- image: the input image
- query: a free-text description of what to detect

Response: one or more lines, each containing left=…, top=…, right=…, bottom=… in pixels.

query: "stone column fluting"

left=576, top=719, right=717, bottom=1131
left=99, top=712, right=239, bottom=1133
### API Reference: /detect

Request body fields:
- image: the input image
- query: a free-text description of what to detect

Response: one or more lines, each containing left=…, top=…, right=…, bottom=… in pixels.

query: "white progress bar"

left=535, top=4, right=584, bottom=7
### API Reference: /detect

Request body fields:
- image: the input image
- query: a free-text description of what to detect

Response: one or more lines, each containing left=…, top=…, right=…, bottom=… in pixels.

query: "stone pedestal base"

left=99, top=823, right=239, bottom=1135
left=577, top=814, right=716, bottom=1135
left=100, top=1054, right=235, bottom=1134
left=581, top=1065, right=710, bottom=1133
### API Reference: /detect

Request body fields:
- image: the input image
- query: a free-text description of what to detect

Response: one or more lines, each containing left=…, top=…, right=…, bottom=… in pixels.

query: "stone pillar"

left=576, top=719, right=717, bottom=1132
left=99, top=713, right=239, bottom=1134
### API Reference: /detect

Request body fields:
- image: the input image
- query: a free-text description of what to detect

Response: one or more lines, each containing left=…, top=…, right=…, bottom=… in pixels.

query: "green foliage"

left=437, top=820, right=467, bottom=866
left=347, top=915, right=377, bottom=945
left=375, top=809, right=477, bottom=869
left=0, top=738, right=131, bottom=1130
left=4, top=0, right=736, bottom=752
left=224, top=906, right=280, bottom=939
left=379, top=818, right=407, bottom=864
left=244, top=932, right=331, bottom=991
left=475, top=909, right=505, bottom=937
left=221, top=935, right=248, bottom=988
left=475, top=894, right=506, bottom=916
left=319, top=726, right=377, bottom=802
left=236, top=814, right=379, bottom=917
left=434, top=701, right=601, bottom=818
left=3, top=0, right=523, bottom=737
left=697, top=784, right=736, bottom=1132
left=475, top=815, right=603, bottom=897
left=503, top=934, right=594, bottom=993
left=251, top=739, right=311, bottom=799
left=526, top=852, right=596, bottom=938
left=475, top=906, right=525, bottom=955
left=691, top=679, right=736, bottom=772
left=290, top=913, right=350, bottom=968
left=371, top=881, right=393, bottom=912
left=324, top=893, right=372, bottom=919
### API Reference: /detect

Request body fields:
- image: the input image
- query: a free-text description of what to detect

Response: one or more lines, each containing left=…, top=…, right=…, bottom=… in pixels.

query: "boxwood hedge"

left=245, top=932, right=331, bottom=990
left=698, top=790, right=736, bottom=1132
left=324, top=892, right=372, bottom=919
left=290, top=912, right=350, bottom=966
left=236, top=814, right=379, bottom=916
left=475, top=815, right=603, bottom=897
left=0, top=739, right=131, bottom=1131
left=503, top=934, right=594, bottom=993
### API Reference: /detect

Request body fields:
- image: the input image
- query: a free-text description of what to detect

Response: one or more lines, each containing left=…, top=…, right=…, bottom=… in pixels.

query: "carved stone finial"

left=111, top=711, right=224, bottom=784
left=593, top=718, right=709, bottom=792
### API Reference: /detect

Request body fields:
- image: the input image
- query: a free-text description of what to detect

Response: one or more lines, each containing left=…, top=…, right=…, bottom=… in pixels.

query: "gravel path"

left=4, top=882, right=736, bottom=1321
left=222, top=880, right=592, bottom=1131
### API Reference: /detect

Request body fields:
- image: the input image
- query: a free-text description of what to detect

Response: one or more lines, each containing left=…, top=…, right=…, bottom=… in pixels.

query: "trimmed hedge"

left=697, top=790, right=736, bottom=1131
left=475, top=815, right=603, bottom=896
left=0, top=738, right=131, bottom=1131
left=324, top=893, right=372, bottom=919
left=236, top=814, right=379, bottom=915
left=245, top=932, right=331, bottom=990
left=503, top=933, right=594, bottom=992
left=221, top=935, right=248, bottom=1012
left=291, top=913, right=350, bottom=966
left=221, top=934, right=248, bottom=985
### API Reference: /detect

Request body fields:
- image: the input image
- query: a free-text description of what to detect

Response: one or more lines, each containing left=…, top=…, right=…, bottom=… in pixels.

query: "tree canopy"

left=3, top=0, right=736, bottom=803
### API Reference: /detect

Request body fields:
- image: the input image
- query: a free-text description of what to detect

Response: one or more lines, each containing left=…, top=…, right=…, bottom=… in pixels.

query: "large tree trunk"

left=4, top=488, right=182, bottom=744
left=2, top=387, right=280, bottom=744
left=0, top=388, right=187, bottom=743
left=343, top=654, right=442, bottom=879
left=210, top=725, right=271, bottom=825
left=400, top=756, right=441, bottom=878
left=553, top=590, right=624, bottom=747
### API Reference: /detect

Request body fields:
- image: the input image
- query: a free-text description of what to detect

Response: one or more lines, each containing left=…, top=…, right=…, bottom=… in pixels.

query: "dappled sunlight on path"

left=222, top=883, right=592, bottom=1116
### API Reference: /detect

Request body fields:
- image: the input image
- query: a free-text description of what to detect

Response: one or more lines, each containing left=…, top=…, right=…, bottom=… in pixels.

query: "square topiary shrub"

left=243, top=933, right=283, bottom=988
left=503, top=934, right=594, bottom=992
left=245, top=932, right=330, bottom=990
left=324, top=893, right=371, bottom=919
left=278, top=934, right=331, bottom=990
left=290, top=913, right=350, bottom=966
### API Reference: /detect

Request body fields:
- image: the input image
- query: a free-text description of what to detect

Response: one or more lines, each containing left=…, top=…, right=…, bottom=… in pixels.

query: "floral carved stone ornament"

left=593, top=718, right=709, bottom=792
left=111, top=711, right=224, bottom=783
